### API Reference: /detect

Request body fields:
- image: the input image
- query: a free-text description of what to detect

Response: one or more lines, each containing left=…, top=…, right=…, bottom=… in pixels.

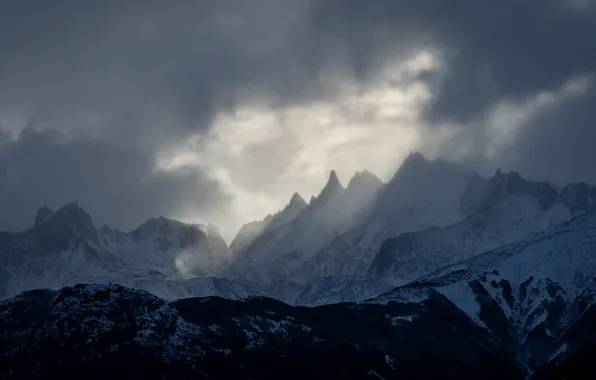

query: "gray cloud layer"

left=0, top=0, right=594, bottom=232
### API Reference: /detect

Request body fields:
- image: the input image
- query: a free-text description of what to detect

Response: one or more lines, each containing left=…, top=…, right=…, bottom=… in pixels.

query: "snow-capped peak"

left=34, top=201, right=99, bottom=245
left=478, top=170, right=559, bottom=212
left=130, top=216, right=207, bottom=250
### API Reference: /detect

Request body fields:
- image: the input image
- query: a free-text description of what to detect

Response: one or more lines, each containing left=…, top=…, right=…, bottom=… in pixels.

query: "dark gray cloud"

left=0, top=0, right=318, bottom=133
left=499, top=85, right=596, bottom=185
left=0, top=0, right=322, bottom=231
left=0, top=0, right=595, bottom=232
left=0, top=124, right=227, bottom=231
left=308, top=0, right=596, bottom=184
left=309, top=0, right=596, bottom=121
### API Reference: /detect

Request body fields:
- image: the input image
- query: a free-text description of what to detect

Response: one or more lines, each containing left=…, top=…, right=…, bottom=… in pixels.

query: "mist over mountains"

left=3, top=152, right=596, bottom=300
left=2, top=1, right=595, bottom=377
left=4, top=152, right=596, bottom=378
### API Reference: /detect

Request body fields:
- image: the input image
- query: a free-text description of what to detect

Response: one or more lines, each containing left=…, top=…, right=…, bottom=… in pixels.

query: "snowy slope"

left=102, top=216, right=231, bottom=278
left=1, top=201, right=392, bottom=306
left=5, top=152, right=596, bottom=311
left=0, top=283, right=527, bottom=379
left=0, top=203, right=130, bottom=288
left=368, top=211, right=596, bottom=368
left=0, top=203, right=236, bottom=300
left=367, top=170, right=596, bottom=285
left=6, top=282, right=596, bottom=378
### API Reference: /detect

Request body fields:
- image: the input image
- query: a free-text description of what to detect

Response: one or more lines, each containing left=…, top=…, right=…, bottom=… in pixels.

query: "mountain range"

left=3, top=152, right=596, bottom=303
left=3, top=152, right=596, bottom=378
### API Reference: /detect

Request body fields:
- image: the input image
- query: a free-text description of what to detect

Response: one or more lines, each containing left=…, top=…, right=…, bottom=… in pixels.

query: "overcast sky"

left=0, top=0, right=595, bottom=240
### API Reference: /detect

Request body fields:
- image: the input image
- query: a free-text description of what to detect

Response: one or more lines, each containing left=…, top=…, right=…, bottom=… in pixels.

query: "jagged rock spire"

left=321, top=170, right=343, bottom=194
left=288, top=192, right=307, bottom=208
left=34, top=201, right=100, bottom=246
left=309, top=170, right=345, bottom=209
left=327, top=170, right=340, bottom=186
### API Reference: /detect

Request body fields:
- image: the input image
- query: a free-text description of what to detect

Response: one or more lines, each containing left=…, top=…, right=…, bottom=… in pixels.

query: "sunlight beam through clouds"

left=158, top=59, right=595, bottom=242
left=158, top=50, right=442, bottom=240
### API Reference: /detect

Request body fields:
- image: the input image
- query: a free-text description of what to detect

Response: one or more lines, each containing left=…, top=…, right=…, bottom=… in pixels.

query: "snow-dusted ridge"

left=4, top=152, right=596, bottom=311
left=0, top=199, right=392, bottom=305
left=0, top=282, right=530, bottom=378
left=4, top=152, right=596, bottom=376
left=367, top=211, right=596, bottom=369
left=0, top=202, right=237, bottom=300
left=3, top=280, right=596, bottom=378
left=366, top=168, right=596, bottom=285
left=229, top=168, right=384, bottom=285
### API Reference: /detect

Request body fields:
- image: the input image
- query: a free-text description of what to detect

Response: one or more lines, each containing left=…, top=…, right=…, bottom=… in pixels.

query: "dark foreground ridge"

left=0, top=284, right=593, bottom=379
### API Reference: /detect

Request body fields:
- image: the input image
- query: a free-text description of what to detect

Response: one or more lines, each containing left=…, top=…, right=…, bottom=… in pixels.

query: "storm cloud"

left=0, top=0, right=594, bottom=237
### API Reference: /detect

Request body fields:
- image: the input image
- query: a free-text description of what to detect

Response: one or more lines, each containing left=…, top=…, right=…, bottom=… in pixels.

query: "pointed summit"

left=389, top=151, right=472, bottom=186
left=347, top=170, right=383, bottom=190
left=288, top=192, right=307, bottom=209
left=387, top=152, right=438, bottom=186
left=321, top=170, right=343, bottom=195
left=309, top=170, right=345, bottom=209
left=397, top=151, right=430, bottom=173
left=328, top=170, right=340, bottom=186
left=53, top=201, right=93, bottom=227
left=267, top=192, right=308, bottom=227
left=35, top=201, right=99, bottom=246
